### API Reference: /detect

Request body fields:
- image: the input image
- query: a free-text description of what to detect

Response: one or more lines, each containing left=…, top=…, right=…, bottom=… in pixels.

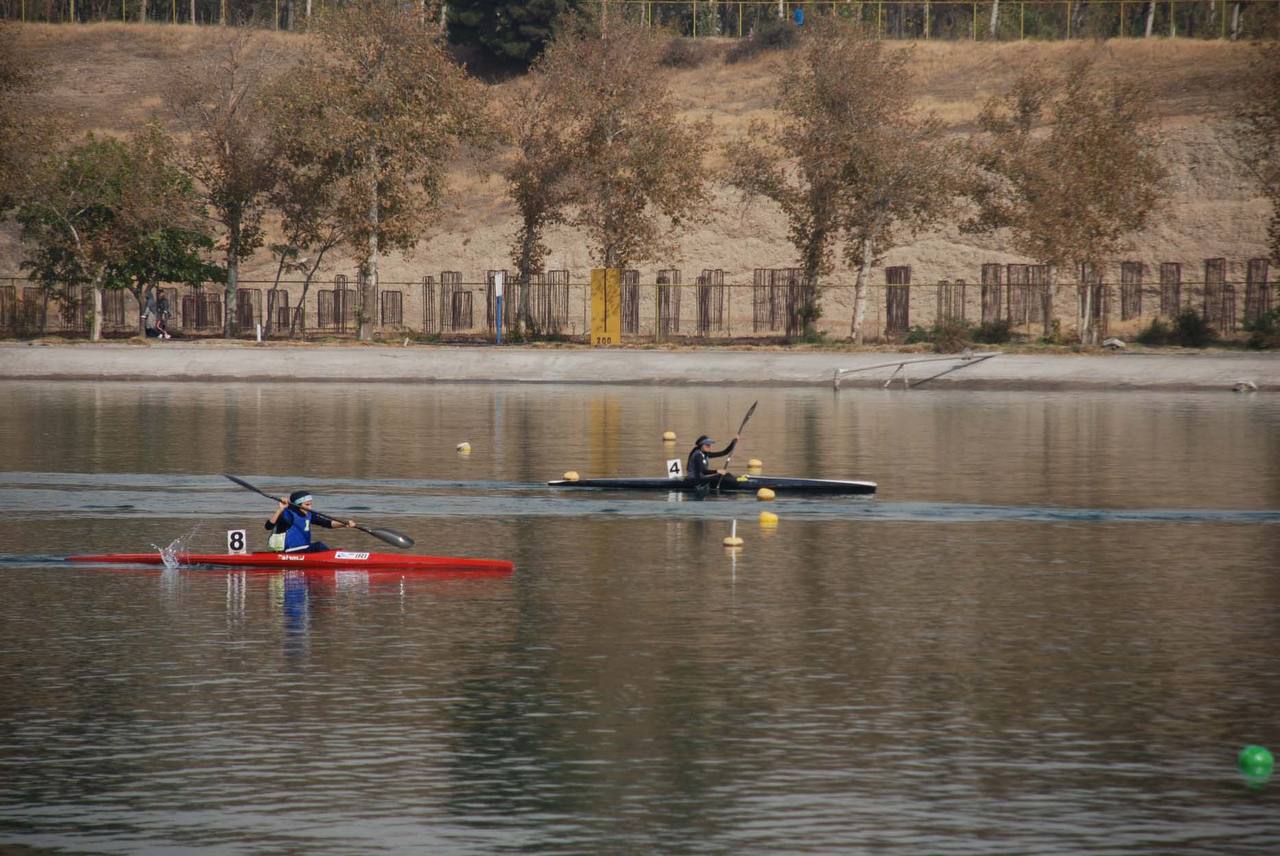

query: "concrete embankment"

left=1, top=343, right=1276, bottom=391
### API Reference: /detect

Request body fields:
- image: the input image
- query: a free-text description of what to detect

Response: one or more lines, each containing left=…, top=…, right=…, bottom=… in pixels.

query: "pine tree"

left=448, top=0, right=584, bottom=69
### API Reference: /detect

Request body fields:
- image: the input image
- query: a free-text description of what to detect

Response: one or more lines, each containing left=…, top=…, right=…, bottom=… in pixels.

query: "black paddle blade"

left=359, top=525, right=414, bottom=549
left=737, top=400, right=759, bottom=435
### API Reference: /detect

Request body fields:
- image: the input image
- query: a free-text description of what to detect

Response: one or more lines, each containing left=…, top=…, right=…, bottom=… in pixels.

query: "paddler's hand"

left=345, top=519, right=356, bottom=528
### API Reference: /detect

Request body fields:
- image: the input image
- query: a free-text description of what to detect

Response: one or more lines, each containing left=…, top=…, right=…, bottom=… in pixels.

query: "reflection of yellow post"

left=590, top=268, right=622, bottom=347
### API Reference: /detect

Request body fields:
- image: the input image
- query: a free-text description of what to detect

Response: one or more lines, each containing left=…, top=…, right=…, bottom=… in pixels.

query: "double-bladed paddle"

left=223, top=474, right=415, bottom=549
left=714, top=400, right=758, bottom=493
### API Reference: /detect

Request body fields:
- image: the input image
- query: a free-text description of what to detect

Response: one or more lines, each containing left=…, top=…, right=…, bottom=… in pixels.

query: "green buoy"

left=1238, top=745, right=1274, bottom=777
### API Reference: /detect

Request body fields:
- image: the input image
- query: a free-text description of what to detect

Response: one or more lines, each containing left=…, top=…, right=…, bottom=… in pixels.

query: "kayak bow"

left=67, top=549, right=514, bottom=573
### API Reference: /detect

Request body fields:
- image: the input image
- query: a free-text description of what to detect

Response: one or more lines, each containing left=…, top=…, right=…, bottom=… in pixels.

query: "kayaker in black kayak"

left=686, top=434, right=738, bottom=486
left=265, top=490, right=356, bottom=553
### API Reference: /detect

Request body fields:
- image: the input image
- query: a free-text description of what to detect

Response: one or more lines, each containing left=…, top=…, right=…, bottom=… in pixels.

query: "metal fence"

left=2, top=258, right=1272, bottom=342
left=2, top=1, right=1276, bottom=41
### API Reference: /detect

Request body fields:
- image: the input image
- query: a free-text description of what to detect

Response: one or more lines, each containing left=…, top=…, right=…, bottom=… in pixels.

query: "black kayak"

left=547, top=474, right=877, bottom=496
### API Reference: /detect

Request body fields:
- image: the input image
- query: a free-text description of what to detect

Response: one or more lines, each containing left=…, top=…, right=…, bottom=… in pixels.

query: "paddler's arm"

left=711, top=437, right=742, bottom=458
left=312, top=511, right=357, bottom=529
left=266, top=499, right=289, bottom=529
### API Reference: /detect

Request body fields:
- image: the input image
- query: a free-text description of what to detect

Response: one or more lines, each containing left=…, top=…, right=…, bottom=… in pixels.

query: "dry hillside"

left=1, top=23, right=1270, bottom=288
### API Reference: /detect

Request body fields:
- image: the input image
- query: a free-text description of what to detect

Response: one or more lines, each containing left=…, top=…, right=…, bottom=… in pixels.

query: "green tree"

left=274, top=0, right=490, bottom=340
left=17, top=128, right=209, bottom=341
left=106, top=228, right=222, bottom=337
left=965, top=58, right=1166, bottom=344
left=448, top=0, right=584, bottom=70
left=534, top=18, right=711, bottom=271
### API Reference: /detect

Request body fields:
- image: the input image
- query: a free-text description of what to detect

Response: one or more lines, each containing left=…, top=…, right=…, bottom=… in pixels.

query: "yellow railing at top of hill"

left=610, top=0, right=1276, bottom=41
left=0, top=1, right=1275, bottom=41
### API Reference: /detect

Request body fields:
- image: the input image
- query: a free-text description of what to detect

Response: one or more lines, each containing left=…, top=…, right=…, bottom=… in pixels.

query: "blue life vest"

left=280, top=508, right=313, bottom=552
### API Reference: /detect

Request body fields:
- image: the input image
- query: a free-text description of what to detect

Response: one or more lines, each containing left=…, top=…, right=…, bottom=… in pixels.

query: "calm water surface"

left=1, top=381, right=1278, bottom=854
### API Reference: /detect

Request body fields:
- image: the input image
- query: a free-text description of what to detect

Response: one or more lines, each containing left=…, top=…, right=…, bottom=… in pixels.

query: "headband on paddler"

left=289, top=490, right=313, bottom=505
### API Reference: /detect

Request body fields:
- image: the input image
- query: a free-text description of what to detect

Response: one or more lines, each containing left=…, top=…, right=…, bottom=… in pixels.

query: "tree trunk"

left=360, top=152, right=380, bottom=342
left=989, top=0, right=1000, bottom=38
left=1070, top=2, right=1088, bottom=37
left=851, top=237, right=873, bottom=345
left=1229, top=3, right=1241, bottom=40
left=1144, top=1, right=1155, bottom=37
left=136, top=284, right=148, bottom=338
left=517, top=226, right=537, bottom=333
left=224, top=216, right=240, bottom=338
left=90, top=282, right=103, bottom=342
left=292, top=277, right=311, bottom=339
left=190, top=0, right=196, bottom=25
left=1044, top=267, right=1056, bottom=341
left=140, top=0, right=147, bottom=22
left=265, top=256, right=288, bottom=339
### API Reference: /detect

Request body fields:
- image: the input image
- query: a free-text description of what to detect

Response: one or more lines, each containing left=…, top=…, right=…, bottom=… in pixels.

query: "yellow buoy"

left=456, top=442, right=472, bottom=454
left=562, top=471, right=580, bottom=481
left=722, top=519, right=744, bottom=547
left=759, top=511, right=778, bottom=527
left=756, top=487, right=775, bottom=501
left=748, top=458, right=763, bottom=470
left=662, top=430, right=677, bottom=442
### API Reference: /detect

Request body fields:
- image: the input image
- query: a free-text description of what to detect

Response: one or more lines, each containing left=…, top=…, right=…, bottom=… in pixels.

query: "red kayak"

left=67, top=550, right=514, bottom=573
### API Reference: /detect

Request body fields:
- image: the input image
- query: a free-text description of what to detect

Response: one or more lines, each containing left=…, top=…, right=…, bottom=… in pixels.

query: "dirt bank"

left=3, top=342, right=1276, bottom=391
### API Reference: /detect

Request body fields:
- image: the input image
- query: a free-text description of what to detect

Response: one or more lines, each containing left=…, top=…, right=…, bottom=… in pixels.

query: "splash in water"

left=149, top=524, right=207, bottom=570
left=149, top=539, right=182, bottom=570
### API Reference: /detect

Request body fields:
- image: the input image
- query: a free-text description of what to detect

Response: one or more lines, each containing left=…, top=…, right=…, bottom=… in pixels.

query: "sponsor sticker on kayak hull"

left=334, top=551, right=370, bottom=561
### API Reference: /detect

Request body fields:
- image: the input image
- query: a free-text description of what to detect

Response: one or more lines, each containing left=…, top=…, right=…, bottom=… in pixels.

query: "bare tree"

left=273, top=0, right=489, bottom=340
left=965, top=58, right=1166, bottom=344
left=169, top=32, right=280, bottom=338
left=264, top=138, right=353, bottom=338
left=502, top=78, right=574, bottom=335
left=534, top=19, right=712, bottom=271
left=1235, top=43, right=1280, bottom=263
left=728, top=20, right=959, bottom=341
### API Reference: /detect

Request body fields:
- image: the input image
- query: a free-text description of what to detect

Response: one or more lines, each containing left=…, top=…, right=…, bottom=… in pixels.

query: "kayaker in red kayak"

left=265, top=490, right=356, bottom=553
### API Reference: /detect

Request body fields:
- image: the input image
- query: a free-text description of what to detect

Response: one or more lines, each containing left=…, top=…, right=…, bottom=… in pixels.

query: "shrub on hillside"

left=904, top=319, right=974, bottom=353
left=971, top=318, right=1013, bottom=344
left=661, top=37, right=714, bottom=69
left=1173, top=309, right=1215, bottom=348
left=725, top=17, right=800, bottom=64
left=1136, top=316, right=1171, bottom=345
left=1245, top=307, right=1280, bottom=350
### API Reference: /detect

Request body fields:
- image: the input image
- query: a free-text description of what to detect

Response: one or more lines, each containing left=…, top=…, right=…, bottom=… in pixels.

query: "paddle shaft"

left=715, top=400, right=758, bottom=492
left=223, top=474, right=414, bottom=549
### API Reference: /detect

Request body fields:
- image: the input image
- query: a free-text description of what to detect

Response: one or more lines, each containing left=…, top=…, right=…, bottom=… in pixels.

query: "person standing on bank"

left=686, top=433, right=739, bottom=486
left=265, top=490, right=356, bottom=552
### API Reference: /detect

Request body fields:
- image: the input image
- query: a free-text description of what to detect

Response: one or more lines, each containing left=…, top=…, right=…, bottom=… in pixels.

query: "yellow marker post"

left=590, top=268, right=622, bottom=347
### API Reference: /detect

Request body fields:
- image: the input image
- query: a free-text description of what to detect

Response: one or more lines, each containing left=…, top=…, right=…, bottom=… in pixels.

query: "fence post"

left=655, top=281, right=662, bottom=344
